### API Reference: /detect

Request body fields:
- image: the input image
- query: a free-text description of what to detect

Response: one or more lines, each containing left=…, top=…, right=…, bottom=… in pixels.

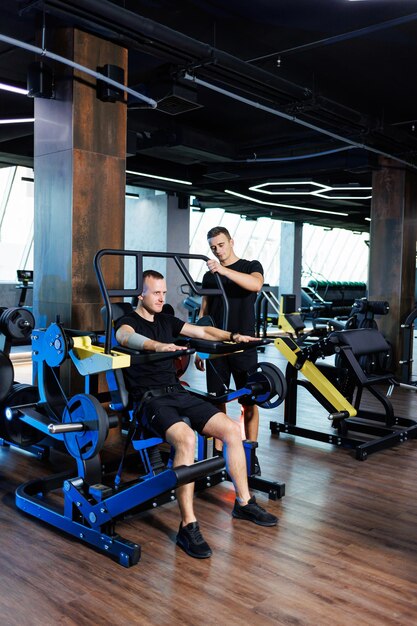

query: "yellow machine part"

left=70, top=335, right=131, bottom=376
left=274, top=336, right=357, bottom=417
left=277, top=313, right=298, bottom=334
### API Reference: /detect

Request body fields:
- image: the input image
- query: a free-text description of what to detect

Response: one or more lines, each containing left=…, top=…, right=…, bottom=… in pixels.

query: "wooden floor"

left=2, top=345, right=417, bottom=625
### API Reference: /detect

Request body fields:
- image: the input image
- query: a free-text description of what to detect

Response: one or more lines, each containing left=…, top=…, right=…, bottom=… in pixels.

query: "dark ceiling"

left=1, top=0, right=417, bottom=232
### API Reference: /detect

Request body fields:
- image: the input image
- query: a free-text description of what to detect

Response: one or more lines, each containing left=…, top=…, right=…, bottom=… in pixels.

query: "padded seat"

left=100, top=301, right=134, bottom=331
left=330, top=328, right=394, bottom=386
left=331, top=327, right=390, bottom=356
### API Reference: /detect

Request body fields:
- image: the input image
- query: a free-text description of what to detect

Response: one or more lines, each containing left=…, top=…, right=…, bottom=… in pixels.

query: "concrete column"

left=279, top=221, right=303, bottom=308
left=368, top=158, right=417, bottom=371
left=33, top=28, right=127, bottom=333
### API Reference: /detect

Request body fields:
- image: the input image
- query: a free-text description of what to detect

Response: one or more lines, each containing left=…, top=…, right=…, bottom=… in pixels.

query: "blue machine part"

left=36, top=323, right=69, bottom=368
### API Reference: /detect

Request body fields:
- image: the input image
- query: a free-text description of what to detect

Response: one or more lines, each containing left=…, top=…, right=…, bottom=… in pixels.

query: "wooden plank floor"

left=1, top=345, right=417, bottom=625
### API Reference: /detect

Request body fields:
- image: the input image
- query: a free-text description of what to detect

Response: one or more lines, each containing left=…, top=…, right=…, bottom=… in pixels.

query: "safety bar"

left=94, top=249, right=230, bottom=354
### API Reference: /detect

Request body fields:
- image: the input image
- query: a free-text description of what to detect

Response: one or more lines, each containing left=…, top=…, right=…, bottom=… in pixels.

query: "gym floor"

left=1, top=344, right=417, bottom=625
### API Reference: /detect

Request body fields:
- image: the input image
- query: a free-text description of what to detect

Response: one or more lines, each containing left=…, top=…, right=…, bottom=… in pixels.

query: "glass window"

left=0, top=166, right=34, bottom=281
left=190, top=210, right=369, bottom=289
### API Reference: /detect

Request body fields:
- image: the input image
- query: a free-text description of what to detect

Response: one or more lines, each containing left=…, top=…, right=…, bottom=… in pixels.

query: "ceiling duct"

left=152, top=81, right=202, bottom=115
left=203, top=171, right=240, bottom=181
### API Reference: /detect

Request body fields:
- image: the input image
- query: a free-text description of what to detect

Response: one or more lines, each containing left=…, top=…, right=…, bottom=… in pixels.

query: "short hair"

left=207, top=226, right=231, bottom=241
left=143, top=269, right=164, bottom=281
left=140, top=270, right=165, bottom=297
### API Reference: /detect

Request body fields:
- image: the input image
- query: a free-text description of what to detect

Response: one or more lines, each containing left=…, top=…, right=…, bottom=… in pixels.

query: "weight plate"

left=0, top=351, right=14, bottom=402
left=248, top=362, right=287, bottom=409
left=62, top=394, right=109, bottom=460
left=0, top=383, right=42, bottom=446
left=174, top=353, right=191, bottom=378
left=0, top=307, right=35, bottom=340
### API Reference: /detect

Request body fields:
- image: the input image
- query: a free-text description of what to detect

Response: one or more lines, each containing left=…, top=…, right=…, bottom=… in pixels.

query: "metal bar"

left=185, top=73, right=417, bottom=172
left=93, top=248, right=232, bottom=353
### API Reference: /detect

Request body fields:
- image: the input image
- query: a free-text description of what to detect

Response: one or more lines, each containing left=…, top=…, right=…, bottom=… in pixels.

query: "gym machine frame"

left=270, top=330, right=417, bottom=460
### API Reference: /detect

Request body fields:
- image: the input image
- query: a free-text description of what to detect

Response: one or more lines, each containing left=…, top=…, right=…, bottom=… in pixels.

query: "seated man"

left=115, top=269, right=278, bottom=559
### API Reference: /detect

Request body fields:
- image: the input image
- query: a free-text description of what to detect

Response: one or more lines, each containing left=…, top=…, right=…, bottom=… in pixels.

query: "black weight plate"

left=174, top=352, right=191, bottom=378
left=0, top=351, right=14, bottom=402
left=378, top=341, right=393, bottom=373
left=0, top=383, right=42, bottom=446
left=248, top=362, right=287, bottom=409
left=358, top=353, right=378, bottom=375
left=62, top=394, right=109, bottom=460
left=0, top=307, right=35, bottom=340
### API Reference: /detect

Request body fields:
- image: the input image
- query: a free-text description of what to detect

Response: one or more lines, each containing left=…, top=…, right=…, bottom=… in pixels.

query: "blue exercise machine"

left=5, top=249, right=286, bottom=566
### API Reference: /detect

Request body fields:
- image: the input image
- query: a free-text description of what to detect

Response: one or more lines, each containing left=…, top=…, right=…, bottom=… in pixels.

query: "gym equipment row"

left=312, top=297, right=389, bottom=332
left=270, top=329, right=417, bottom=460
left=301, top=280, right=367, bottom=319
left=2, top=249, right=287, bottom=567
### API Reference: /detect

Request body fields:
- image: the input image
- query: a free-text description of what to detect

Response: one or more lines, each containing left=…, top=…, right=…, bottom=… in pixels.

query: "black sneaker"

left=253, top=455, right=261, bottom=476
left=232, top=496, right=278, bottom=527
left=176, top=522, right=212, bottom=558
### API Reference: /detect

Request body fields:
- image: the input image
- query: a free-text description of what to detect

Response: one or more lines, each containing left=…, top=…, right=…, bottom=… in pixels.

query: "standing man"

left=195, top=226, right=264, bottom=474
left=115, top=269, right=278, bottom=559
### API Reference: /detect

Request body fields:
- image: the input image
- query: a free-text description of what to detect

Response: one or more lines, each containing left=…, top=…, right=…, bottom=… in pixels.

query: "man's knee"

left=167, top=422, right=196, bottom=452
left=221, top=417, right=242, bottom=445
left=242, top=403, right=258, bottom=415
left=178, top=431, right=196, bottom=454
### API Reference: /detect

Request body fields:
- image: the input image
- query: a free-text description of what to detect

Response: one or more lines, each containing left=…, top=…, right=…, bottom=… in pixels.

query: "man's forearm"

left=203, top=326, right=245, bottom=342
left=116, top=329, right=151, bottom=350
left=117, top=328, right=185, bottom=353
left=221, top=267, right=262, bottom=291
left=126, top=333, right=160, bottom=351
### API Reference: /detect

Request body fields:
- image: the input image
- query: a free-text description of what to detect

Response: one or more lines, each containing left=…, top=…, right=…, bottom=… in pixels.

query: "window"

left=190, top=208, right=369, bottom=287
left=0, top=166, right=34, bottom=281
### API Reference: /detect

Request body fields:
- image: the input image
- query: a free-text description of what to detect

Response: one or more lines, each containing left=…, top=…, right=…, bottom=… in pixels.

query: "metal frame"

left=93, top=249, right=230, bottom=353
left=270, top=334, right=417, bottom=460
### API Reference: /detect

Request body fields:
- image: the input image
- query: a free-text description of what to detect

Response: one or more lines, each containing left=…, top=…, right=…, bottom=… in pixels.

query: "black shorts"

left=139, top=387, right=219, bottom=438
left=205, top=347, right=258, bottom=406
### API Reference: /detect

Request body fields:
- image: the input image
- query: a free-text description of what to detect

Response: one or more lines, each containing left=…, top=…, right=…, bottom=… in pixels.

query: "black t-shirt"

left=114, top=311, right=185, bottom=394
left=202, top=258, right=263, bottom=334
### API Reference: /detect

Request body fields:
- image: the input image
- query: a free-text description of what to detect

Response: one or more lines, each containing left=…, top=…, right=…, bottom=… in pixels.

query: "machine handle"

left=327, top=411, right=350, bottom=422
left=48, top=422, right=84, bottom=434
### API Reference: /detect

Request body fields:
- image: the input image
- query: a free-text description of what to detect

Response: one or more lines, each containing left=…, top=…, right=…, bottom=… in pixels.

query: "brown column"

left=33, top=28, right=126, bottom=333
left=368, top=158, right=417, bottom=372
